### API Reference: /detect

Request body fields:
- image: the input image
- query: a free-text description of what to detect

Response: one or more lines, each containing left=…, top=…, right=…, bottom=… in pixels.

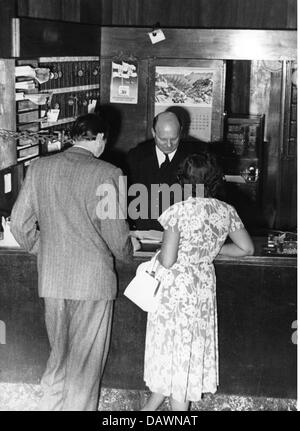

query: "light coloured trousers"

left=39, top=298, right=113, bottom=411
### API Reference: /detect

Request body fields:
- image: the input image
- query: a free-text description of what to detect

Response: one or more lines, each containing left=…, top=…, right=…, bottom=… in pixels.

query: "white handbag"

left=124, top=252, right=162, bottom=313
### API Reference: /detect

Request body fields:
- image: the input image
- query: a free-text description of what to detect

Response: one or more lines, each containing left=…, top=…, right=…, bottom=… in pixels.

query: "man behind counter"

left=126, top=111, right=207, bottom=231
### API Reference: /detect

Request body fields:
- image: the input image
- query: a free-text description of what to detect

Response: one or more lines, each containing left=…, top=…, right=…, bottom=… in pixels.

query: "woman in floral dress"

left=142, top=153, right=254, bottom=411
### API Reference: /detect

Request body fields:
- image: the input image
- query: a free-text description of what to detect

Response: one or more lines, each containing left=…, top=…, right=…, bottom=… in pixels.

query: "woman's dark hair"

left=71, top=113, right=109, bottom=140
left=177, top=152, right=225, bottom=198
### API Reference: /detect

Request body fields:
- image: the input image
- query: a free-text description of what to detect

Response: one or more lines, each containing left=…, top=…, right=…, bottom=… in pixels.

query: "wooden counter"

left=0, top=240, right=297, bottom=398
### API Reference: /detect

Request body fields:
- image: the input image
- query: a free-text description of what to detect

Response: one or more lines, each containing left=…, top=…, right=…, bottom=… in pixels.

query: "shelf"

left=24, top=157, right=40, bottom=167
left=17, top=142, right=40, bottom=151
left=17, top=153, right=40, bottom=163
left=16, top=108, right=39, bottom=114
left=42, top=84, right=99, bottom=95
left=40, top=117, right=76, bottom=128
left=39, top=56, right=99, bottom=63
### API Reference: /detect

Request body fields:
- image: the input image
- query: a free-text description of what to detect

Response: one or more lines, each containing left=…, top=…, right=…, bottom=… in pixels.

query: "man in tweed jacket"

left=11, top=114, right=133, bottom=411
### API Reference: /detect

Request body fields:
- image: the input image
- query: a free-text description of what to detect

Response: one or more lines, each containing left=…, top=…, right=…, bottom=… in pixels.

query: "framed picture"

left=149, top=59, right=226, bottom=142
left=110, top=60, right=139, bottom=104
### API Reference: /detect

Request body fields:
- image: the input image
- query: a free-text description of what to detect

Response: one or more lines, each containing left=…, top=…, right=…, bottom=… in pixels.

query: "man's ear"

left=151, top=128, right=156, bottom=139
left=95, top=133, right=106, bottom=157
left=95, top=132, right=105, bottom=143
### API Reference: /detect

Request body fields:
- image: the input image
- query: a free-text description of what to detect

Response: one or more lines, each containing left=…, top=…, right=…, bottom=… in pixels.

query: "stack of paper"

left=224, top=175, right=246, bottom=184
left=130, top=230, right=163, bottom=243
left=15, top=66, right=50, bottom=84
left=15, top=92, right=25, bottom=101
left=15, top=80, right=36, bottom=91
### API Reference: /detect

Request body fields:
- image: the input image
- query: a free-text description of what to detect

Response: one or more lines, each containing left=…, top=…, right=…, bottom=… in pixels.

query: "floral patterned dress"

left=143, top=197, right=244, bottom=403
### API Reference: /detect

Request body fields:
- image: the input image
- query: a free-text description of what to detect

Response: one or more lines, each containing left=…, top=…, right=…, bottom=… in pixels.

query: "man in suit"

left=11, top=113, right=133, bottom=411
left=126, top=111, right=206, bottom=230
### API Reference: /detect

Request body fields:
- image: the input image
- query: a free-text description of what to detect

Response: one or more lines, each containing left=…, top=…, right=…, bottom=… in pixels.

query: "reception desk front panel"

left=0, top=245, right=296, bottom=399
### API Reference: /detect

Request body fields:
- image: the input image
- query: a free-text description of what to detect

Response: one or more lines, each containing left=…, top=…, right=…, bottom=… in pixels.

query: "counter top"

left=133, top=236, right=297, bottom=267
left=0, top=237, right=296, bottom=267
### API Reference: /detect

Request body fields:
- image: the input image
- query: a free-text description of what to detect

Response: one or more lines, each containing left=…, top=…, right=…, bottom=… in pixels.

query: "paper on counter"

left=131, top=236, right=141, bottom=252
left=224, top=175, right=246, bottom=184
left=130, top=230, right=163, bottom=243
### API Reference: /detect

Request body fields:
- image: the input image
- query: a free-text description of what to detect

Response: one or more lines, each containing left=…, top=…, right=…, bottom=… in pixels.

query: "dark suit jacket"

left=126, top=139, right=207, bottom=230
left=11, top=146, right=133, bottom=300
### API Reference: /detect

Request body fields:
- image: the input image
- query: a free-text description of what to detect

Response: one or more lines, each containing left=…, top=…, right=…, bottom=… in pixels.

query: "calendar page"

left=154, top=67, right=214, bottom=142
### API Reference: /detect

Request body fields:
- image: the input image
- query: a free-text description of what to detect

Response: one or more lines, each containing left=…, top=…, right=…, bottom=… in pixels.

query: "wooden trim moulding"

left=101, top=28, right=297, bottom=61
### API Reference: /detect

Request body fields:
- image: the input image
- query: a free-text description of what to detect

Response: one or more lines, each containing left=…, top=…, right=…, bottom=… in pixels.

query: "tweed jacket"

left=11, top=146, right=133, bottom=300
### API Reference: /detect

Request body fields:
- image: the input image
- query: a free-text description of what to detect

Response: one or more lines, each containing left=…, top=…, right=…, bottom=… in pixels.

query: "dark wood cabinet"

left=0, top=248, right=296, bottom=399
left=0, top=1, right=16, bottom=58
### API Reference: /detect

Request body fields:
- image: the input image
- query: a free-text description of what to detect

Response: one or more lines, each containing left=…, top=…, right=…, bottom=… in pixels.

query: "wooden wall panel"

left=101, top=28, right=297, bottom=61
left=62, top=0, right=81, bottom=22
left=15, top=0, right=297, bottom=28
left=277, top=158, right=297, bottom=229
left=80, top=0, right=102, bottom=24
left=287, top=0, right=297, bottom=29
left=0, top=0, right=16, bottom=57
left=16, top=0, right=29, bottom=17
left=15, top=18, right=101, bottom=57
left=18, top=0, right=84, bottom=22
left=19, top=0, right=63, bottom=20
left=226, top=61, right=251, bottom=115
left=261, top=70, right=283, bottom=229
left=13, top=0, right=298, bottom=28
left=99, top=0, right=113, bottom=25
left=111, top=0, right=140, bottom=26
left=106, top=0, right=296, bottom=29
left=276, top=69, right=297, bottom=230
left=148, top=0, right=198, bottom=28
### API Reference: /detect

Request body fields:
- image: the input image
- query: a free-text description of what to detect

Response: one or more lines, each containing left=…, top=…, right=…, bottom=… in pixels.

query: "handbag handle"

left=147, top=250, right=161, bottom=276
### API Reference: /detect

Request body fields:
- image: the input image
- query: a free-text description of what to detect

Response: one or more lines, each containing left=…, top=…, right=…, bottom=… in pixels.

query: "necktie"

left=160, top=153, right=170, bottom=170
left=158, top=154, right=171, bottom=214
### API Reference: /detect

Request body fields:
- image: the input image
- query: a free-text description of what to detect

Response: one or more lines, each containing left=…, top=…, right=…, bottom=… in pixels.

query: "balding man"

left=126, top=111, right=205, bottom=230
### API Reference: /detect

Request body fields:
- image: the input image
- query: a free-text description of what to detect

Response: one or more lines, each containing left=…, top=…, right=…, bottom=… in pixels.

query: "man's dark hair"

left=177, top=152, right=225, bottom=199
left=71, top=114, right=109, bottom=140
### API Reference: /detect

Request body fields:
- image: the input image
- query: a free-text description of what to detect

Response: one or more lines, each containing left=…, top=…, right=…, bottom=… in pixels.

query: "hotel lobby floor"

left=0, top=384, right=296, bottom=411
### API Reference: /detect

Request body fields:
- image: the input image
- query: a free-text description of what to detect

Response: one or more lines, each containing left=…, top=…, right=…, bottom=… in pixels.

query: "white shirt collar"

left=73, top=144, right=91, bottom=152
left=155, top=146, right=177, bottom=167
